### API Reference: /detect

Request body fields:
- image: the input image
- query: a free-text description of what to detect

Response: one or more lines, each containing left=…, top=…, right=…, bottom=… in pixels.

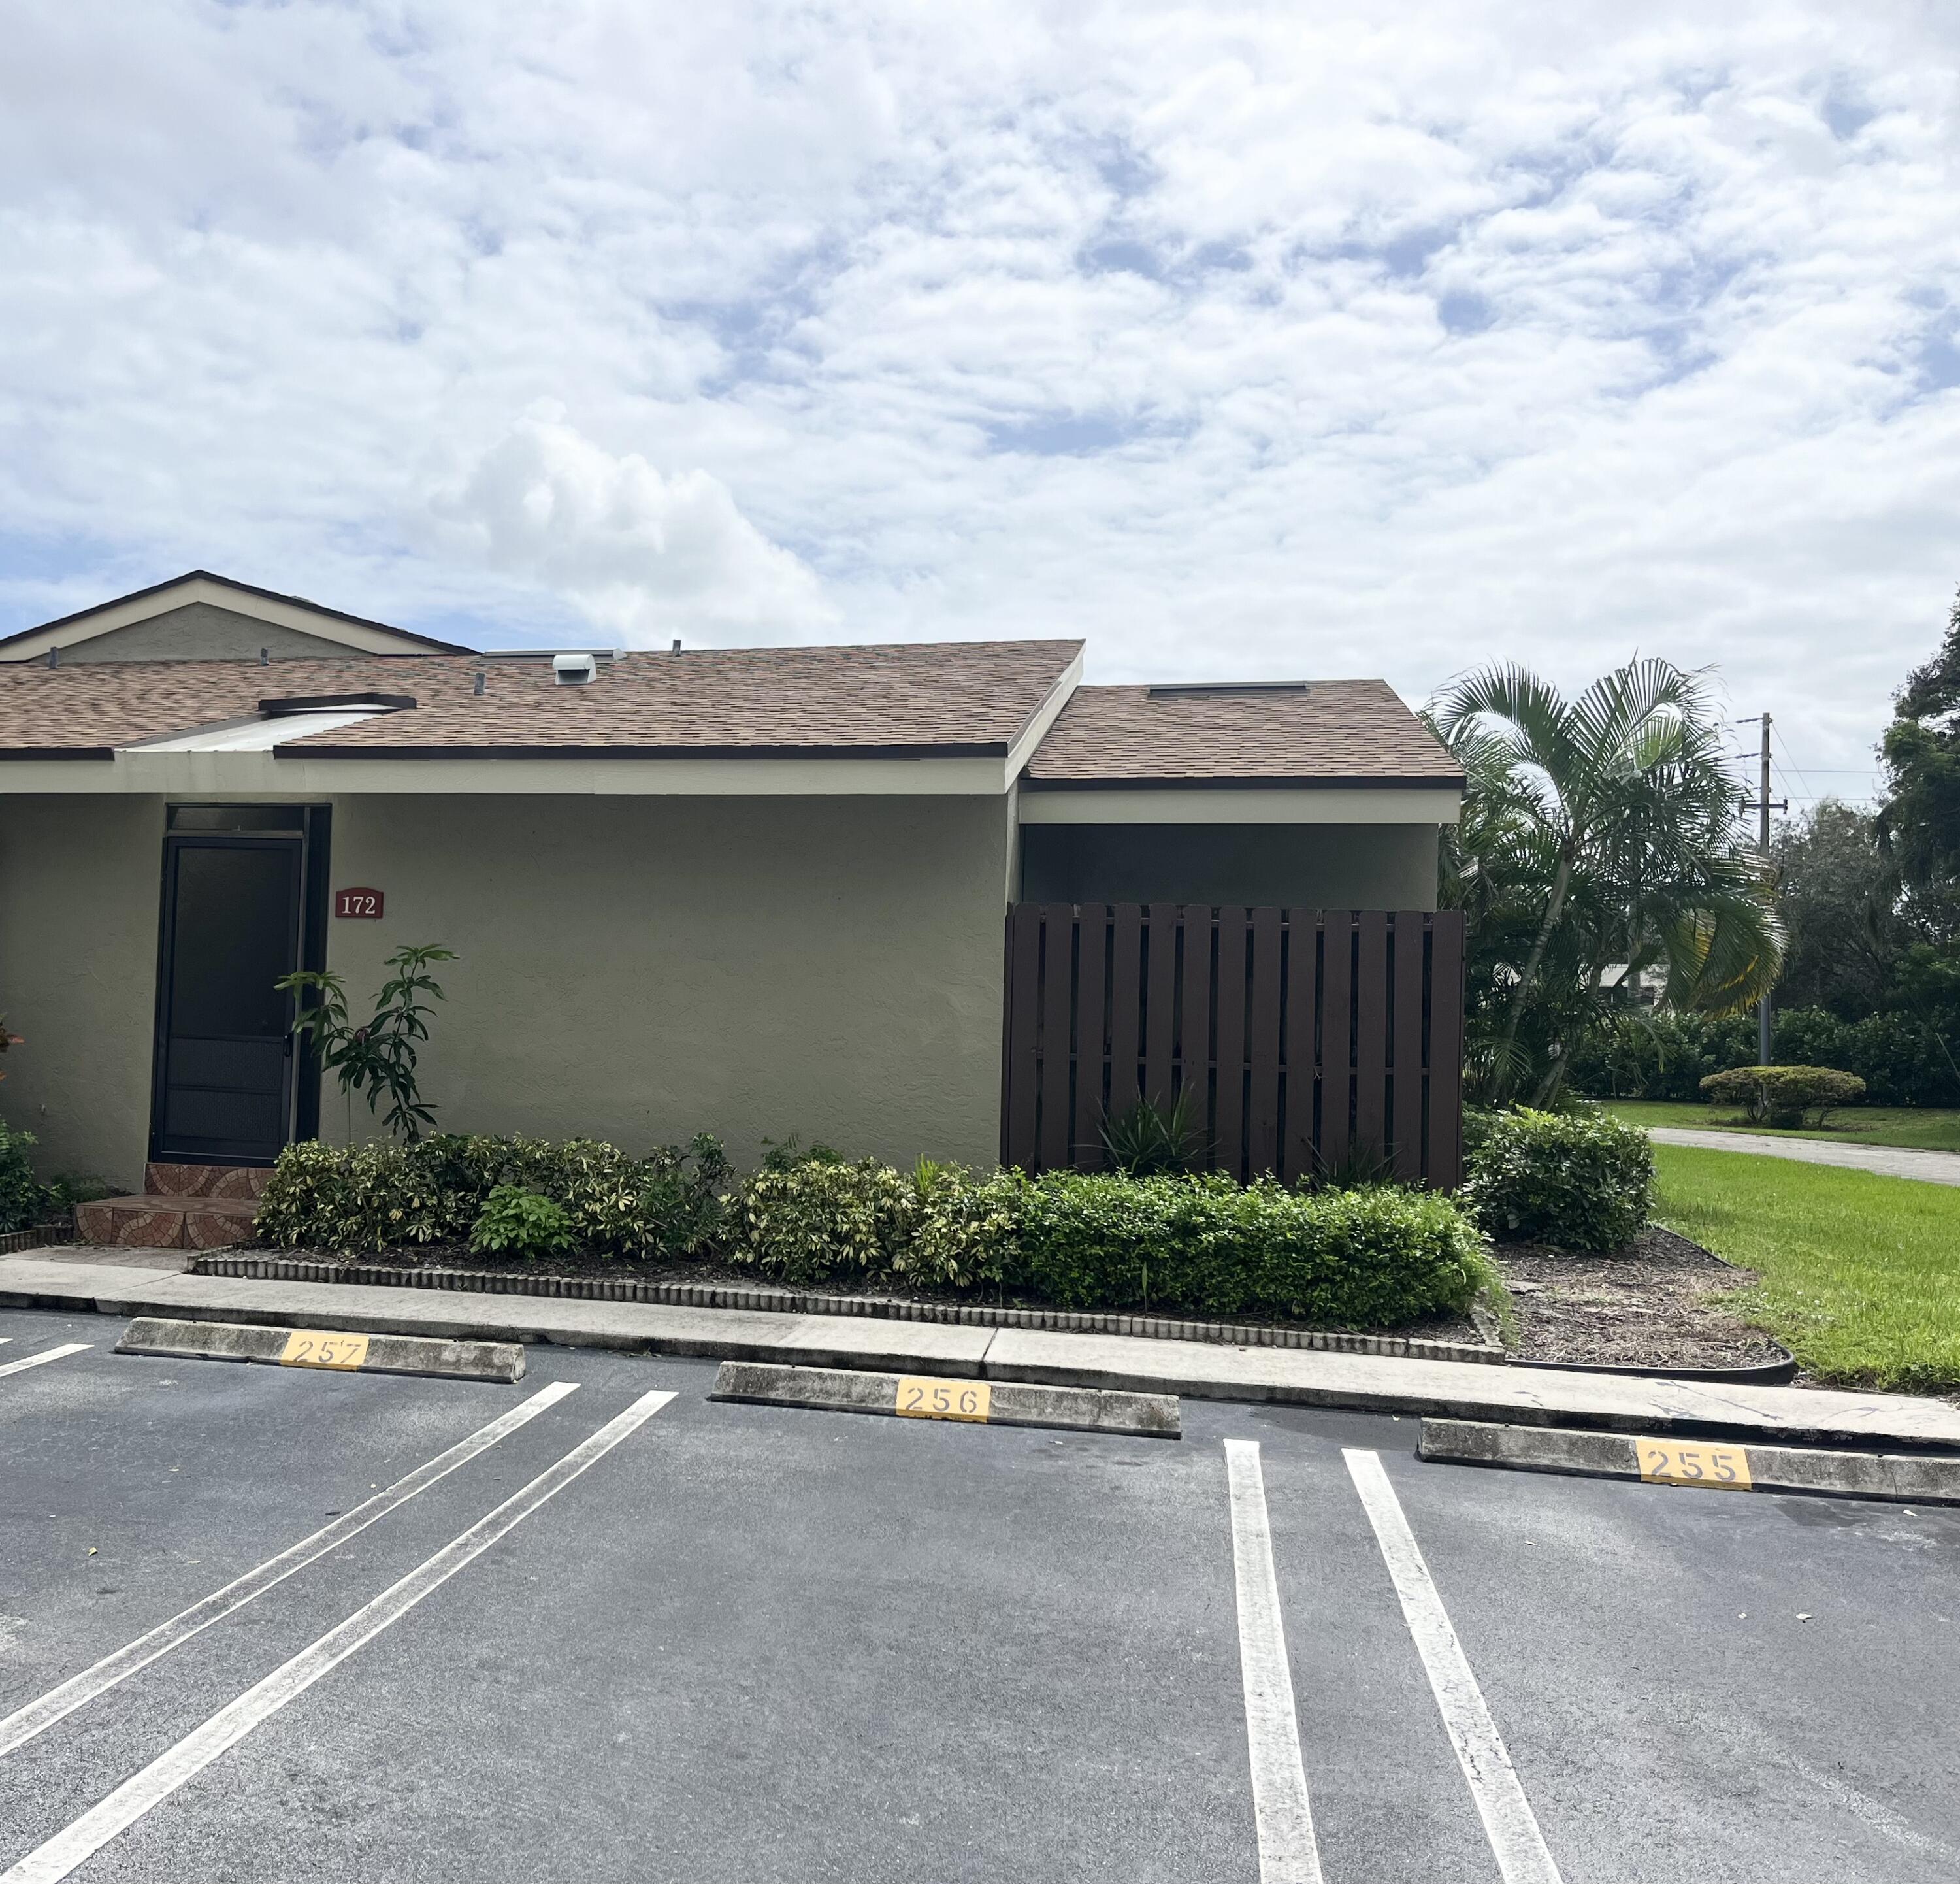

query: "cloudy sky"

left=6, top=3, right=1959, bottom=799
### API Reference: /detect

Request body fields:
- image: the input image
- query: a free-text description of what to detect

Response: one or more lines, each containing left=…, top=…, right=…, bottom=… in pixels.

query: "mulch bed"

left=1490, top=1226, right=1785, bottom=1372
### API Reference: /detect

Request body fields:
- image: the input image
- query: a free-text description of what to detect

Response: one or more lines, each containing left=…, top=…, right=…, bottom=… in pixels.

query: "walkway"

left=5, top=1251, right=1959, bottom=1450
left=1648, top=1127, right=1960, bottom=1187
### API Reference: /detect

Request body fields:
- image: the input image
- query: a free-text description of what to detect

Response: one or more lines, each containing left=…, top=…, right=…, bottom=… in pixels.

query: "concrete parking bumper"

left=710, top=1359, right=1181, bottom=1437
left=1420, top=1416, right=1960, bottom=1505
left=115, top=1315, right=526, bottom=1384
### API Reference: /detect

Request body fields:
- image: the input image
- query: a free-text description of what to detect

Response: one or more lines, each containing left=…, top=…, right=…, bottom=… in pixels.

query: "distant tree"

left=1879, top=586, right=1960, bottom=938
left=1769, top=801, right=1906, bottom=1019
left=1431, top=658, right=1781, bottom=1108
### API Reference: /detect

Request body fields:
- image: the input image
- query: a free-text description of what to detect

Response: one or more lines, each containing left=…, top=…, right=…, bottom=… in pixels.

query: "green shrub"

left=1463, top=1106, right=1653, bottom=1252
left=254, top=1132, right=728, bottom=1258
left=1002, top=1172, right=1488, bottom=1326
left=901, top=1161, right=1025, bottom=1290
left=726, top=1155, right=917, bottom=1285
left=1101, top=1091, right=1208, bottom=1175
left=1699, top=1065, right=1868, bottom=1128
left=732, top=1158, right=1484, bottom=1327
left=470, top=1185, right=573, bottom=1259
left=0, top=1119, right=47, bottom=1234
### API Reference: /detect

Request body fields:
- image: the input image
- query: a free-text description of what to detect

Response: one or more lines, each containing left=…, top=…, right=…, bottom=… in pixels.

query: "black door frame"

left=148, top=806, right=332, bottom=1165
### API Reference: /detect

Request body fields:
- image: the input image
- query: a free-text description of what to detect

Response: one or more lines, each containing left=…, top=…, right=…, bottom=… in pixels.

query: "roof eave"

left=1019, top=772, right=1467, bottom=791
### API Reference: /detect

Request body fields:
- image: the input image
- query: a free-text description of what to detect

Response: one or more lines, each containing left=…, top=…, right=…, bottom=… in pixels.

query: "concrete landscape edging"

left=186, top=1249, right=1505, bottom=1365
left=709, top=1359, right=1181, bottom=1438
left=1418, top=1416, right=1960, bottom=1505
left=114, top=1314, right=526, bottom=1383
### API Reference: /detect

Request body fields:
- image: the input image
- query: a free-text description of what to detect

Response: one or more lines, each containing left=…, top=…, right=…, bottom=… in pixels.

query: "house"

left=0, top=571, right=1465, bottom=1217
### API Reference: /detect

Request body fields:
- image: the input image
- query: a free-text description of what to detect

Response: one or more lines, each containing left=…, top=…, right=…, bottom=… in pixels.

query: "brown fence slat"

left=1354, top=911, right=1388, bottom=1160
left=1281, top=913, right=1318, bottom=1183
left=1179, top=904, right=1213, bottom=1138
left=1005, top=902, right=1043, bottom=1168
left=1212, top=906, right=1249, bottom=1178
left=1107, top=904, right=1143, bottom=1117
left=1144, top=901, right=1178, bottom=1105
left=1038, top=904, right=1076, bottom=1171
left=1320, top=912, right=1353, bottom=1166
left=1390, top=911, right=1426, bottom=1180
left=1428, top=910, right=1466, bottom=1185
left=1071, top=905, right=1109, bottom=1170
left=1246, top=907, right=1282, bottom=1176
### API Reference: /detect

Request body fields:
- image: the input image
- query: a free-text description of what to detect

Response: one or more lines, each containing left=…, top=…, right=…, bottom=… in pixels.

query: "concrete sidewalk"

left=1650, top=1126, right=1960, bottom=1186
left=7, top=1251, right=1959, bottom=1451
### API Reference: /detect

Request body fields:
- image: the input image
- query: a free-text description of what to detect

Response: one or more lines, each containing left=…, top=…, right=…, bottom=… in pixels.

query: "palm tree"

left=1430, top=658, right=1782, bottom=1107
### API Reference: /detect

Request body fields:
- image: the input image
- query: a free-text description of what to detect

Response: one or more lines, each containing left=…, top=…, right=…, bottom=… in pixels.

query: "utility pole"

left=1740, top=713, right=1788, bottom=1066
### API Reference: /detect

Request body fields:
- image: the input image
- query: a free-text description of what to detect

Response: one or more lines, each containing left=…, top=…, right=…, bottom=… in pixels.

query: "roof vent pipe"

left=46, top=646, right=57, bottom=669
left=473, top=669, right=485, bottom=695
left=672, top=639, right=681, bottom=655
left=553, top=652, right=598, bottom=686
left=259, top=647, right=269, bottom=665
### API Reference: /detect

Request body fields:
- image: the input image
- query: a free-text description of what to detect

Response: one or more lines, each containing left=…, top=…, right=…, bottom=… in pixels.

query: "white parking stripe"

left=0, top=1344, right=90, bottom=1381
left=0, top=1380, right=581, bottom=1760
left=1224, top=1439, right=1324, bottom=1884
left=1344, top=1449, right=1565, bottom=1884
left=1, top=1387, right=676, bottom=1884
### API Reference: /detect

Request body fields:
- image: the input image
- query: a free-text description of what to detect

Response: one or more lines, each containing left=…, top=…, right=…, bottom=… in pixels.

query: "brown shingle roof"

left=1022, top=680, right=1463, bottom=788
left=0, top=640, right=1084, bottom=757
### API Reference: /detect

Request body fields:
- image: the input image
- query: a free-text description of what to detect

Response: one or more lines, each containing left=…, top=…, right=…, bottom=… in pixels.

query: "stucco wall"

left=322, top=793, right=1013, bottom=1168
left=1019, top=821, right=1440, bottom=910
left=59, top=604, right=365, bottom=662
left=0, top=796, right=165, bottom=1190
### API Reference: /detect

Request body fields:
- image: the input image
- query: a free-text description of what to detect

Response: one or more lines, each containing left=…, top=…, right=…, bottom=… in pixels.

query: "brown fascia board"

left=282, top=740, right=1015, bottom=761
left=0, top=570, right=478, bottom=655
left=1019, top=772, right=1468, bottom=791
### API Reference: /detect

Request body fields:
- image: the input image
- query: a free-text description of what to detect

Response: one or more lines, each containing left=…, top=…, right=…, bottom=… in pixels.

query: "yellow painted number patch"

left=894, top=1376, right=992, bottom=1423
left=280, top=1330, right=371, bottom=1372
left=1636, top=1438, right=1752, bottom=1490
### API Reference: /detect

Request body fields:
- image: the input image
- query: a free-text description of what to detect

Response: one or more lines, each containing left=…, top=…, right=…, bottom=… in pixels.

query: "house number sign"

left=335, top=887, right=384, bottom=919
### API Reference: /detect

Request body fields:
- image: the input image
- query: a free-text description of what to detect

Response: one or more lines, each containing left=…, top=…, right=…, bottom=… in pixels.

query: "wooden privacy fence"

left=1000, top=904, right=1465, bottom=1187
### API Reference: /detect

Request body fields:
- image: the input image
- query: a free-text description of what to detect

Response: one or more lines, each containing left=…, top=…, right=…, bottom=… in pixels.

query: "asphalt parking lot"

left=1, top=1301, right=1955, bottom=1884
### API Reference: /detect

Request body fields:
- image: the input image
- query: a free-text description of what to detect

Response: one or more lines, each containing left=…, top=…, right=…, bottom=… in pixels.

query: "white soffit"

left=1016, top=787, right=1463, bottom=825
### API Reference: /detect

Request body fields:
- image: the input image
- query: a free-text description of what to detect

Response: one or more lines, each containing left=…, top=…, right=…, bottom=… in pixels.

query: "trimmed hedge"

left=729, top=1159, right=1490, bottom=1328
left=727, top=1154, right=918, bottom=1285
left=1005, top=1172, right=1488, bottom=1327
left=255, top=1132, right=728, bottom=1257
left=258, top=1131, right=1491, bottom=1330
left=1699, top=1065, right=1867, bottom=1127
left=1462, top=1107, right=1653, bottom=1253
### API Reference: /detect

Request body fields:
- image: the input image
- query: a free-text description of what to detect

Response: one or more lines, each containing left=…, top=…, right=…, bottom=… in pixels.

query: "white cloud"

left=1, top=0, right=1959, bottom=796
left=430, top=404, right=834, bottom=642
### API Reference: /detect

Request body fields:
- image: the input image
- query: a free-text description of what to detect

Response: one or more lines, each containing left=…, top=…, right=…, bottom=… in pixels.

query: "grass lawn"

left=1652, top=1143, right=1960, bottom=1395
left=1605, top=1097, right=1960, bottom=1154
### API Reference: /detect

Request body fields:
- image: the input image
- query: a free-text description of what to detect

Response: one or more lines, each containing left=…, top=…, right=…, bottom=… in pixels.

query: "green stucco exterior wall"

left=0, top=791, right=1015, bottom=1185
left=320, top=794, right=1015, bottom=1170
left=0, top=795, right=166, bottom=1193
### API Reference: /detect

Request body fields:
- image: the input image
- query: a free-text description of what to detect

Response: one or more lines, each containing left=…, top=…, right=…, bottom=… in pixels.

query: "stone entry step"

left=75, top=1163, right=270, bottom=1251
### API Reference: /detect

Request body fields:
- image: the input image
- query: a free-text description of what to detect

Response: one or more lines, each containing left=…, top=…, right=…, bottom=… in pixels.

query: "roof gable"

left=0, top=571, right=476, bottom=663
